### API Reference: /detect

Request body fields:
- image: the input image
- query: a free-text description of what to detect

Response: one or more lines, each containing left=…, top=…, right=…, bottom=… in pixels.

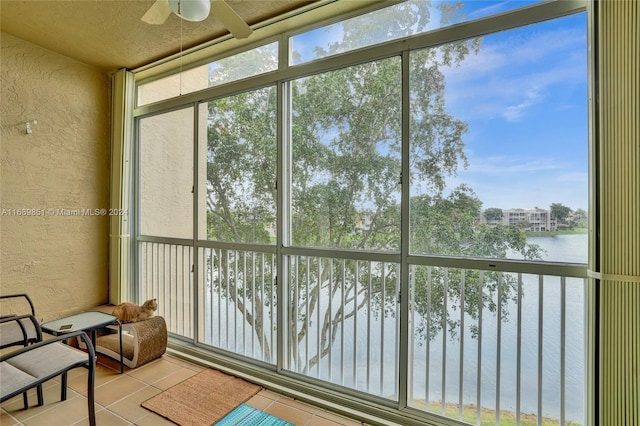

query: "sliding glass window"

left=132, top=1, right=589, bottom=424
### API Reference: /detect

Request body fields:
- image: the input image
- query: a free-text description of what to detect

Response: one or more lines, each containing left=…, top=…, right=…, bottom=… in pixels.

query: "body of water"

left=418, top=234, right=588, bottom=422
left=205, top=233, right=590, bottom=424
left=319, top=233, right=589, bottom=423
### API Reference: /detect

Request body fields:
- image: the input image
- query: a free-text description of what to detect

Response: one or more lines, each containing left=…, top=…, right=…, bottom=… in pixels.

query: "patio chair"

left=0, top=294, right=44, bottom=408
left=0, top=315, right=96, bottom=426
left=0, top=294, right=42, bottom=348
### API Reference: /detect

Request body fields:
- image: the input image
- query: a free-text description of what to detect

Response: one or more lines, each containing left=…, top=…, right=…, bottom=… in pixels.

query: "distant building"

left=480, top=208, right=557, bottom=231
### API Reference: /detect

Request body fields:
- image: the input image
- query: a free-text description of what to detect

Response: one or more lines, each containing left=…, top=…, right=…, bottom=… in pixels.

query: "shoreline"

left=414, top=400, right=582, bottom=425
left=526, top=228, right=588, bottom=237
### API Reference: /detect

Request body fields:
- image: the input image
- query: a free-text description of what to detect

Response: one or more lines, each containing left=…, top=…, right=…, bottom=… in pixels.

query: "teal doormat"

left=214, top=404, right=294, bottom=425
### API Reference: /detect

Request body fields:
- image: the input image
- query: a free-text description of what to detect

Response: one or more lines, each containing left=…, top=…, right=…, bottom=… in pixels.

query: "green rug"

left=215, top=403, right=293, bottom=425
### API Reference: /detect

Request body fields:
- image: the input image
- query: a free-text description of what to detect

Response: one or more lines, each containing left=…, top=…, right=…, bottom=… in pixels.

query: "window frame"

left=129, top=1, right=591, bottom=424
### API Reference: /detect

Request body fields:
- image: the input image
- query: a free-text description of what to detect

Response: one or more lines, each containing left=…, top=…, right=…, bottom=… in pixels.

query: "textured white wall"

left=1, top=32, right=110, bottom=320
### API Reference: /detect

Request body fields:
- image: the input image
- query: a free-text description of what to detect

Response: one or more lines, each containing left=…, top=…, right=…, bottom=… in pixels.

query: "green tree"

left=550, top=202, right=573, bottom=224
left=570, top=208, right=588, bottom=228
left=484, top=207, right=504, bottom=223
left=203, top=1, right=542, bottom=368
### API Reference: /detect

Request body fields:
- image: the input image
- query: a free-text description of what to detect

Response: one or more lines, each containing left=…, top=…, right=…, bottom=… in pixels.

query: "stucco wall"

left=1, top=32, right=110, bottom=320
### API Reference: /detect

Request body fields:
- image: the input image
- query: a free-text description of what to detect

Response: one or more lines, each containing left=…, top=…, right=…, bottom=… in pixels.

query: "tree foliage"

left=484, top=207, right=504, bottom=222
left=550, top=202, right=573, bottom=224
left=203, top=1, right=543, bottom=366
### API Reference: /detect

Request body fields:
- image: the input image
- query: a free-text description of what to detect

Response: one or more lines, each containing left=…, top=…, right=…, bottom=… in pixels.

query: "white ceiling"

left=0, top=0, right=323, bottom=73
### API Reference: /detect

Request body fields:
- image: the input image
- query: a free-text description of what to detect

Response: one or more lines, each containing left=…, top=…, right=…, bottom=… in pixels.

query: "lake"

left=321, top=233, right=589, bottom=424
left=411, top=233, right=588, bottom=423
left=207, top=233, right=590, bottom=424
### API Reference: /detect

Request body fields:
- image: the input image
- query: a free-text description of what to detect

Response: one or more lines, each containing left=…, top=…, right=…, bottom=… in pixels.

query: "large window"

left=290, top=0, right=544, bottom=65
left=133, top=1, right=589, bottom=425
left=200, top=87, right=277, bottom=244
left=291, top=58, right=402, bottom=251
left=139, top=107, right=193, bottom=239
left=409, top=14, right=588, bottom=262
left=137, top=42, right=278, bottom=106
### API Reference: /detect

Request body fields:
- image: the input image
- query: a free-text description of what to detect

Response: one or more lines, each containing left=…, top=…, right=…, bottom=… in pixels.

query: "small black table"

left=42, top=311, right=124, bottom=374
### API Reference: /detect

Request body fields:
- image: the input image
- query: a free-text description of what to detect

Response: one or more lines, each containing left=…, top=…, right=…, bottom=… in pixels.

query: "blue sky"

left=441, top=11, right=588, bottom=211
left=292, top=1, right=588, bottom=212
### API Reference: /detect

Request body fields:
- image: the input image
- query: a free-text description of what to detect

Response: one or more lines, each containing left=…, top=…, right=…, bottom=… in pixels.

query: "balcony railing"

left=286, top=255, right=400, bottom=397
left=199, top=246, right=278, bottom=363
left=138, top=240, right=586, bottom=425
left=408, top=266, right=586, bottom=425
left=139, top=241, right=194, bottom=338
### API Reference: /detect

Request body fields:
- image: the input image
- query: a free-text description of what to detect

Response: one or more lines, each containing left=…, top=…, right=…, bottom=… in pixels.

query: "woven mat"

left=141, top=368, right=262, bottom=426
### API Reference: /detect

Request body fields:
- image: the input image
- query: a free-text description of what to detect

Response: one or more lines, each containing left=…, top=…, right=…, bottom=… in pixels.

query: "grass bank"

left=414, top=401, right=582, bottom=425
left=526, top=228, right=588, bottom=236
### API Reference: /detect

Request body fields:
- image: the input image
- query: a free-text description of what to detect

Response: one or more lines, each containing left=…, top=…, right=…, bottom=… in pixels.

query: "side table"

left=42, top=311, right=124, bottom=374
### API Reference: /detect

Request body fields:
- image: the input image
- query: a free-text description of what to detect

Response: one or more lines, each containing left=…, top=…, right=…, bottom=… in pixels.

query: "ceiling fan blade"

left=142, top=0, right=173, bottom=25
left=210, top=0, right=252, bottom=39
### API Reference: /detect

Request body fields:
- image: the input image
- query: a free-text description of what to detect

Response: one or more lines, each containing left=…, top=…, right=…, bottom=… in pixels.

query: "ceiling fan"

left=142, top=0, right=252, bottom=39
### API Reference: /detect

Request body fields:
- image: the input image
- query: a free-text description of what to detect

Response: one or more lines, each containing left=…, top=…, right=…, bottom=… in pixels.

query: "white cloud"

left=465, top=155, right=566, bottom=175
left=438, top=21, right=586, bottom=122
left=467, top=1, right=516, bottom=20
left=502, top=89, right=543, bottom=121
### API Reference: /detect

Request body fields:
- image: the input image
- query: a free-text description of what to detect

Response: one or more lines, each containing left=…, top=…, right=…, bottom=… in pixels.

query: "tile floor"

left=1, top=354, right=366, bottom=426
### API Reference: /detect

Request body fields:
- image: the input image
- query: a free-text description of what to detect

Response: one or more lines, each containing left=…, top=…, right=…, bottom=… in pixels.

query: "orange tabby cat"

left=112, top=298, right=158, bottom=323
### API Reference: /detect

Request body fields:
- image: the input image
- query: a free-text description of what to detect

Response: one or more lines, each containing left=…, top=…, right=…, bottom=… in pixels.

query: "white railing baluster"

left=380, top=262, right=386, bottom=395
left=242, top=252, right=247, bottom=355
left=317, top=257, right=322, bottom=379
left=211, top=249, right=215, bottom=346
left=340, top=259, right=346, bottom=386
left=328, top=259, right=333, bottom=382
left=538, top=274, right=544, bottom=426
left=517, top=273, right=523, bottom=425
left=354, top=260, right=359, bottom=389
left=271, top=254, right=276, bottom=362
left=426, top=266, right=432, bottom=409
left=459, top=270, right=466, bottom=420
left=476, top=270, right=484, bottom=426
left=226, top=250, right=230, bottom=350
left=496, top=272, right=503, bottom=426
left=218, top=249, right=223, bottom=347
left=442, top=268, right=448, bottom=416
left=561, top=276, right=566, bottom=426
left=394, top=265, right=400, bottom=399
left=253, top=252, right=257, bottom=359
left=367, top=261, right=372, bottom=393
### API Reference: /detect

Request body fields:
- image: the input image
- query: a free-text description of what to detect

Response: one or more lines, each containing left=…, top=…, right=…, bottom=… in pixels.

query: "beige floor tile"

left=106, top=385, right=161, bottom=423
left=2, top=382, right=81, bottom=422
left=135, top=411, right=177, bottom=426
left=66, top=364, right=121, bottom=395
left=0, top=354, right=375, bottom=426
left=264, top=400, right=315, bottom=426
left=151, top=365, right=199, bottom=390
left=20, top=397, right=100, bottom=426
left=162, top=354, right=205, bottom=372
left=127, top=358, right=185, bottom=384
left=0, top=409, right=20, bottom=426
left=314, top=410, right=363, bottom=426
left=257, top=388, right=282, bottom=401
left=307, top=415, right=347, bottom=426
left=277, top=396, right=319, bottom=415
left=246, top=394, right=275, bottom=411
left=84, top=409, right=130, bottom=426
left=93, top=375, right=146, bottom=407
